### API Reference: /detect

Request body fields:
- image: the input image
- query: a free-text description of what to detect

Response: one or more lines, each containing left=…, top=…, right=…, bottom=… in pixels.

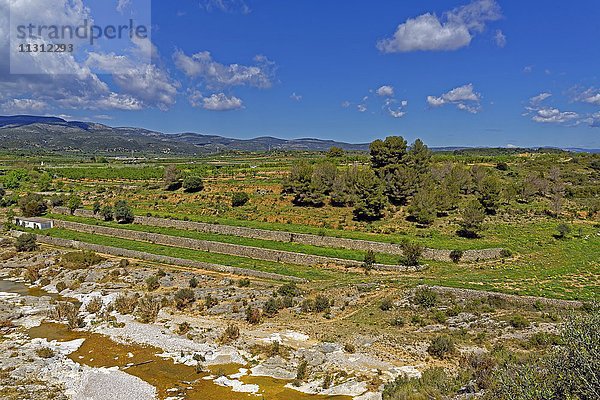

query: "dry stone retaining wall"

left=54, top=207, right=504, bottom=262
left=52, top=219, right=418, bottom=272
left=425, top=285, right=583, bottom=309
left=14, top=231, right=305, bottom=283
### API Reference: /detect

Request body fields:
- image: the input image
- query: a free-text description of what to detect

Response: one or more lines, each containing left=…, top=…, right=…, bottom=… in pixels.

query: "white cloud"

left=531, top=107, right=579, bottom=124
left=0, top=0, right=179, bottom=113
left=494, top=29, right=506, bottom=47
left=573, top=87, right=600, bottom=106
left=382, top=98, right=408, bottom=118
left=376, top=85, right=394, bottom=97
left=189, top=91, right=244, bottom=111
left=427, top=83, right=482, bottom=113
left=290, top=92, right=302, bottom=101
left=529, top=92, right=552, bottom=106
left=377, top=0, right=502, bottom=53
left=523, top=65, right=533, bottom=73
left=1, top=98, right=47, bottom=112
left=341, top=101, right=351, bottom=108
left=357, top=104, right=367, bottom=113
left=200, top=0, right=251, bottom=14
left=173, top=50, right=275, bottom=89
left=201, top=93, right=244, bottom=111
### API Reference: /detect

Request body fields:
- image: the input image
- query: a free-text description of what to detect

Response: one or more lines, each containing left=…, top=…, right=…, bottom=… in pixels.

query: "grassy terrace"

left=49, top=213, right=403, bottom=265
left=43, top=228, right=341, bottom=281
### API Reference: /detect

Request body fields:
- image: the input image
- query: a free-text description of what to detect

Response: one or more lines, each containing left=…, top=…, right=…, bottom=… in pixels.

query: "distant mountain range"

left=0, top=115, right=598, bottom=155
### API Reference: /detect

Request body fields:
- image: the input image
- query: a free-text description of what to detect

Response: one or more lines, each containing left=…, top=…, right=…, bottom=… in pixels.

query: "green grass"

left=49, top=213, right=402, bottom=265
left=43, top=228, right=339, bottom=281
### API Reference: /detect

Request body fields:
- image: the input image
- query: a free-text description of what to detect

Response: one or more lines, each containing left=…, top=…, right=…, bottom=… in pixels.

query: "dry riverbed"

left=0, top=239, right=569, bottom=400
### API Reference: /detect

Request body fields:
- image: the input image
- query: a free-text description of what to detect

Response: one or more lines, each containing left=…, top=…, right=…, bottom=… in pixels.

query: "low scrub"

left=59, top=251, right=105, bottom=269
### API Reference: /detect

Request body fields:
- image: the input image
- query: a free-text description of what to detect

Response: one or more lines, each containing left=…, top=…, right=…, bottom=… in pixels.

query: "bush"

left=555, top=223, right=571, bottom=239
left=499, top=249, right=512, bottom=258
left=231, top=192, right=250, bottom=207
left=18, top=193, right=47, bottom=217
left=189, top=277, right=199, bottom=288
left=59, top=251, right=104, bottom=269
left=183, top=176, right=204, bottom=193
left=113, top=293, right=138, bottom=314
left=294, top=360, right=308, bottom=385
left=220, top=324, right=240, bottom=344
left=413, top=286, right=437, bottom=308
left=35, top=347, right=55, bottom=359
left=427, top=335, right=455, bottom=359
left=380, top=298, right=393, bottom=311
left=401, top=242, right=423, bottom=266
left=314, top=295, right=331, bottom=313
left=146, top=275, right=160, bottom=291
left=449, top=249, right=463, bottom=263
left=101, top=205, right=114, bottom=221
left=50, top=301, right=83, bottom=329
left=277, top=282, right=300, bottom=297
left=136, top=295, right=161, bottom=323
left=263, top=297, right=280, bottom=317
left=246, top=306, right=261, bottom=324
left=363, top=250, right=376, bottom=271
left=344, top=343, right=356, bottom=353
left=238, top=278, right=251, bottom=287
left=382, top=367, right=459, bottom=400
left=114, top=200, right=134, bottom=224
left=85, top=296, right=103, bottom=314
left=174, top=288, right=195, bottom=309
left=509, top=314, right=529, bottom=329
left=15, top=233, right=38, bottom=252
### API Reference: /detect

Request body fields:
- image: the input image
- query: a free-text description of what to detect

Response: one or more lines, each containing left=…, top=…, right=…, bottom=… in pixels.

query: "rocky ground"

left=0, top=237, right=569, bottom=400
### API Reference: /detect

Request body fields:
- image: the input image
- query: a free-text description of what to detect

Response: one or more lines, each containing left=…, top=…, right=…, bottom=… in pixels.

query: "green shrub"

left=427, top=335, right=455, bottom=359
left=238, top=278, right=251, bottom=287
left=189, top=277, right=199, bottom=288
left=174, top=288, right=195, bottom=309
left=413, top=286, right=437, bottom=308
left=401, top=242, right=423, bottom=266
left=449, top=249, right=463, bottom=263
left=231, top=191, right=250, bottom=207
left=509, top=314, right=529, bottom=329
left=145, top=275, right=160, bottom=291
left=183, top=176, right=204, bottom=193
left=15, top=233, right=38, bottom=252
left=314, top=295, right=331, bottom=313
left=59, top=251, right=104, bottom=269
left=380, top=298, right=393, bottom=311
left=277, top=282, right=300, bottom=297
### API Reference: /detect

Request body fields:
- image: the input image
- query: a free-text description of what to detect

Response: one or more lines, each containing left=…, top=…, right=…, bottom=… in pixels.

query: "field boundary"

left=426, top=285, right=583, bottom=309
left=12, top=231, right=307, bottom=283
left=51, top=219, right=420, bottom=272
left=54, top=207, right=504, bottom=262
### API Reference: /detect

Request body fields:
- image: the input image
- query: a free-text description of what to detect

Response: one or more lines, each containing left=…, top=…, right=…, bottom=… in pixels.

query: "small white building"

left=14, top=217, right=54, bottom=230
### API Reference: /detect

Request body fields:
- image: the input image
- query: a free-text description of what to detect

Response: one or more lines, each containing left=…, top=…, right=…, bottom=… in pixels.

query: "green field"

left=43, top=228, right=341, bottom=281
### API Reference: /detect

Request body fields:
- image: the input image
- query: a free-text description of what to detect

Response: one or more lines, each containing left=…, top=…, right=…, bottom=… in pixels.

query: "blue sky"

left=1, top=0, right=599, bottom=148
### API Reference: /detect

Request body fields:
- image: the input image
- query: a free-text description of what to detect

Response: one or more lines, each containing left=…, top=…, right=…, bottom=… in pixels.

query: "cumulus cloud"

left=376, top=85, right=394, bottom=97
left=290, top=92, right=302, bottom=101
left=530, top=108, right=579, bottom=124
left=201, top=93, right=244, bottom=111
left=174, top=50, right=275, bottom=90
left=377, top=0, right=502, bottom=53
left=188, top=90, right=244, bottom=111
left=524, top=92, right=579, bottom=125
left=383, top=98, right=408, bottom=118
left=357, top=104, right=367, bottom=113
left=341, top=101, right=351, bottom=108
left=0, top=0, right=179, bottom=113
left=427, top=83, right=481, bottom=113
